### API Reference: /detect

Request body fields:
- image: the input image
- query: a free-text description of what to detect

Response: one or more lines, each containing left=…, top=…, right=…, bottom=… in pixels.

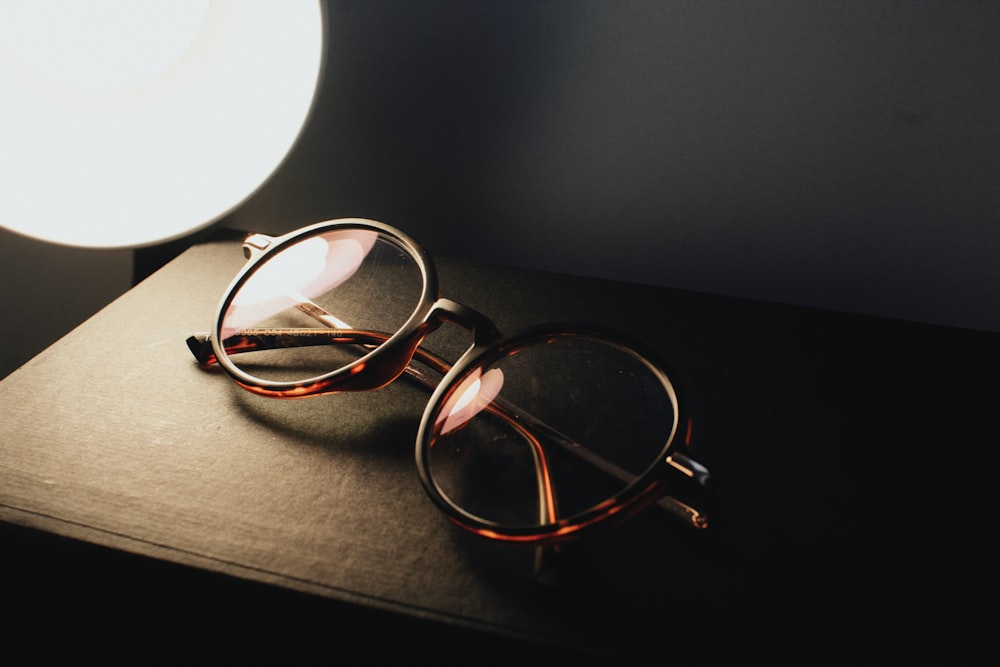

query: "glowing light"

left=0, top=1, right=209, bottom=92
left=0, top=0, right=325, bottom=248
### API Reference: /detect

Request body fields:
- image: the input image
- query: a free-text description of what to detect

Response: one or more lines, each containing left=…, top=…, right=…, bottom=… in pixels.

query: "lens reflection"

left=426, top=333, right=678, bottom=531
left=219, top=228, right=425, bottom=382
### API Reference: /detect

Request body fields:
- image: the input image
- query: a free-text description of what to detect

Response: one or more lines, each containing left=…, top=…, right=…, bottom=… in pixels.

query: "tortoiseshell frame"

left=187, top=218, right=712, bottom=546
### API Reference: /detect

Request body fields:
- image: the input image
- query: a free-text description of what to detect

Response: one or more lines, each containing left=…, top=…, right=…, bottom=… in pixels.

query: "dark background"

left=3, top=0, right=999, bottom=378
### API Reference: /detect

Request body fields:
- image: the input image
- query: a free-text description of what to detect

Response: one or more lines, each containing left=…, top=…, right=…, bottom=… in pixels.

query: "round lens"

left=218, top=227, right=426, bottom=382
left=421, top=330, right=679, bottom=538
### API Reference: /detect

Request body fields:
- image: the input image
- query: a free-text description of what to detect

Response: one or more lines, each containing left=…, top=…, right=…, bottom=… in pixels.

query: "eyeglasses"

left=186, top=218, right=712, bottom=547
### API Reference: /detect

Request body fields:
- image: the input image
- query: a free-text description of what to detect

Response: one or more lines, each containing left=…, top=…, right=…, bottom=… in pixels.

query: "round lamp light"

left=0, top=0, right=325, bottom=248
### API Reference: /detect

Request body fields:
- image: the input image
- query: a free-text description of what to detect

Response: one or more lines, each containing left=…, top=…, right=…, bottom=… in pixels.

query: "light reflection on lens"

left=218, top=228, right=423, bottom=383
left=425, top=332, right=677, bottom=533
left=222, top=231, right=379, bottom=339
left=436, top=367, right=505, bottom=435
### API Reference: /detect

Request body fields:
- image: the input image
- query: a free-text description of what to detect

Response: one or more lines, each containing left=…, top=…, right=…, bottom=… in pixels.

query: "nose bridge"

left=429, top=298, right=502, bottom=347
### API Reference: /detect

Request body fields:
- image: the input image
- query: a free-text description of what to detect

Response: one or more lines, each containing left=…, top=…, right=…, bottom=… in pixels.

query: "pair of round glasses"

left=187, top=218, right=712, bottom=546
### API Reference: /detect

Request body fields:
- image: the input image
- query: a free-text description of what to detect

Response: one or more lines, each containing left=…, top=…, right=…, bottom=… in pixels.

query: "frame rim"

left=209, top=217, right=440, bottom=396
left=413, top=324, right=687, bottom=544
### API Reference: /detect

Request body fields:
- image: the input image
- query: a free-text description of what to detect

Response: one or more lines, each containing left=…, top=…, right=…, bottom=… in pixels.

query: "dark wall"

left=226, top=0, right=1000, bottom=333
